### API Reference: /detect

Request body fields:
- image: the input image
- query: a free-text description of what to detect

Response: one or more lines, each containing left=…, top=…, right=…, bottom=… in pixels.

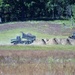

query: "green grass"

left=1, top=20, right=74, bottom=27
left=49, top=19, right=75, bottom=29
left=0, top=45, right=75, bottom=50
left=49, top=20, right=72, bottom=25
left=23, top=20, right=75, bottom=29
left=0, top=28, right=67, bottom=44
left=26, top=20, right=73, bottom=25
left=0, top=21, right=74, bottom=51
left=48, top=57, right=75, bottom=63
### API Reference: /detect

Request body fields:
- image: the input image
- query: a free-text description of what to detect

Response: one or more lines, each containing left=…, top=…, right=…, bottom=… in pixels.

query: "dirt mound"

left=60, top=38, right=75, bottom=45
left=44, top=38, right=71, bottom=45
left=44, top=38, right=58, bottom=45
left=31, top=38, right=57, bottom=45
left=68, top=38, right=75, bottom=45
left=31, top=39, right=45, bottom=45
left=60, top=38, right=71, bottom=45
left=32, top=38, right=75, bottom=45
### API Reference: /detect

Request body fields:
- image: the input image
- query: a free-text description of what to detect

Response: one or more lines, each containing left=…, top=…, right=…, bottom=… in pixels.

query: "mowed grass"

left=0, top=20, right=74, bottom=50
left=0, top=27, right=67, bottom=44
left=0, top=27, right=72, bottom=51
left=0, top=45, right=75, bottom=50
left=49, top=19, right=72, bottom=24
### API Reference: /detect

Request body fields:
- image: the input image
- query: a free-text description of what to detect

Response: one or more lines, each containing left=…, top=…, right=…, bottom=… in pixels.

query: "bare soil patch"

left=0, top=21, right=75, bottom=35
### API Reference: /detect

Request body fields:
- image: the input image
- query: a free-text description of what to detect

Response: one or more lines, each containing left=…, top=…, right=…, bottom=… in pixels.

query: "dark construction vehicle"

left=11, top=32, right=36, bottom=45
left=69, top=33, right=75, bottom=39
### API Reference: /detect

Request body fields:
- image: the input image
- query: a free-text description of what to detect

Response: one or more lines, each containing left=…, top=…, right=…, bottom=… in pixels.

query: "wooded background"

left=0, top=0, right=75, bottom=22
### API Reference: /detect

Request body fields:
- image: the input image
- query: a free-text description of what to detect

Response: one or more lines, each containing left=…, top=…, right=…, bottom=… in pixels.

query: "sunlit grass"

left=0, top=20, right=74, bottom=50
left=0, top=28, right=67, bottom=44
left=0, top=45, right=75, bottom=50
left=49, top=20, right=72, bottom=25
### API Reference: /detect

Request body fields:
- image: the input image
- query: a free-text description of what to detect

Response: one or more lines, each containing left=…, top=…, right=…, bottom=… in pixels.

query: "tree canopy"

left=0, top=0, right=75, bottom=22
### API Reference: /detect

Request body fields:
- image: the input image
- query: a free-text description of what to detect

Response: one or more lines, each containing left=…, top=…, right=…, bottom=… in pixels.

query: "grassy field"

left=0, top=61, right=75, bottom=75
left=0, top=28, right=68, bottom=45
left=0, top=21, right=75, bottom=75
left=3, top=19, right=74, bottom=25
left=0, top=20, right=75, bottom=50
left=0, top=45, right=75, bottom=50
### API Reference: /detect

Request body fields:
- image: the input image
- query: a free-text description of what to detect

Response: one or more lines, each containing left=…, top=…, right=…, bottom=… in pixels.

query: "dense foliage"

left=0, top=0, right=75, bottom=22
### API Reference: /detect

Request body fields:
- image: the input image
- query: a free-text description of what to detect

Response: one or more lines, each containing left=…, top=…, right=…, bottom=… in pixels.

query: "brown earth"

left=0, top=21, right=75, bottom=35
left=0, top=50, right=75, bottom=58
left=0, top=50, right=75, bottom=75
left=33, top=38, right=75, bottom=45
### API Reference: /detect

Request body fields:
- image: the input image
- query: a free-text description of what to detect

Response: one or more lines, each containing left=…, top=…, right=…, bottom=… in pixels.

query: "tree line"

left=0, top=0, right=75, bottom=22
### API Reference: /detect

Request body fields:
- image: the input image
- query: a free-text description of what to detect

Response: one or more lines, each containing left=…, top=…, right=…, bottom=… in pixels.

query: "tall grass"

left=0, top=56, right=75, bottom=75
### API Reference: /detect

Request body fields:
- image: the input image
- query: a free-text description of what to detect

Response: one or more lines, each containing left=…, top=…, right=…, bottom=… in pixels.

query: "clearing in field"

left=0, top=21, right=75, bottom=75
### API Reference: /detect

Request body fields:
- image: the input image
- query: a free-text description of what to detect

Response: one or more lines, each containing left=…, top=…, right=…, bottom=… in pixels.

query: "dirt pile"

left=42, top=38, right=58, bottom=45
left=32, top=38, right=75, bottom=45
left=60, top=38, right=75, bottom=45
left=68, top=38, right=75, bottom=45
left=32, top=39, right=45, bottom=45
left=32, top=38, right=59, bottom=45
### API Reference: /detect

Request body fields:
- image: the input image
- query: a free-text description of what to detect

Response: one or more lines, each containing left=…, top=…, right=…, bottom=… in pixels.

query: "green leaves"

left=0, top=0, right=75, bottom=22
